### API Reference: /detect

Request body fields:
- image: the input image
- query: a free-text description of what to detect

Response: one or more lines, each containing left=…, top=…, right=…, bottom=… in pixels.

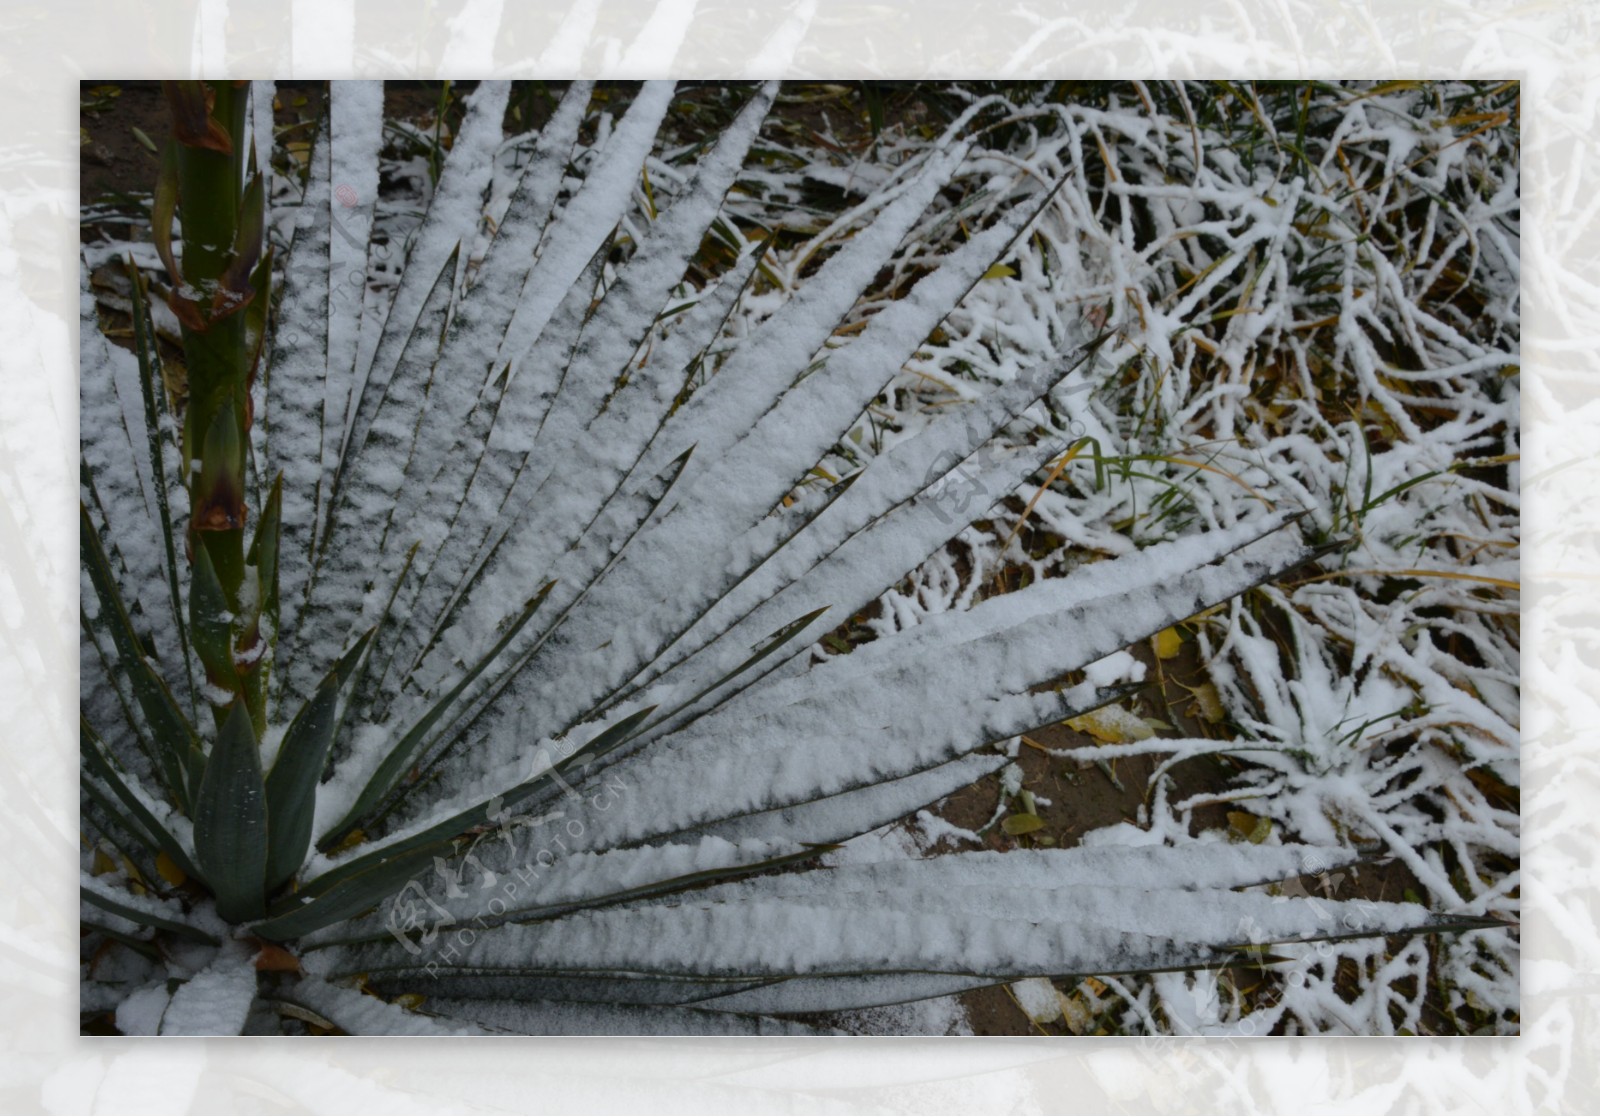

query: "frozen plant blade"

left=325, top=846, right=1470, bottom=986
left=421, top=998, right=836, bottom=1036
left=494, top=81, right=676, bottom=377
left=266, top=117, right=334, bottom=666
left=335, top=81, right=512, bottom=493
left=264, top=632, right=374, bottom=891
left=80, top=500, right=201, bottom=808
left=82, top=718, right=200, bottom=881
left=635, top=139, right=973, bottom=482
left=160, top=951, right=258, bottom=1036
left=287, top=246, right=461, bottom=704
left=81, top=872, right=217, bottom=946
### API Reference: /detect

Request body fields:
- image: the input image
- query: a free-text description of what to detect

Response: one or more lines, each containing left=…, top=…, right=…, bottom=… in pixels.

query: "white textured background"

left=5, top=1, right=1589, bottom=1111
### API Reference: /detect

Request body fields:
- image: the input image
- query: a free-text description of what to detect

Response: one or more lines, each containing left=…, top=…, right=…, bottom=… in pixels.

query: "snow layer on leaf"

left=329, top=862, right=1440, bottom=985
left=266, top=119, right=335, bottom=667
left=281, top=976, right=493, bottom=1036
left=79, top=266, right=183, bottom=675
left=422, top=997, right=835, bottom=1036
left=494, top=81, right=676, bottom=382
left=321, top=80, right=385, bottom=542
left=159, top=943, right=257, bottom=1036
left=339, top=81, right=510, bottom=479
left=635, top=140, right=972, bottom=481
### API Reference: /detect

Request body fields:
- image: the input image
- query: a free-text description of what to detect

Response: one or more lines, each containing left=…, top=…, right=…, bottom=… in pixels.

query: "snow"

left=1084, top=650, right=1145, bottom=688
left=114, top=984, right=172, bottom=1036
left=158, top=944, right=258, bottom=1036
left=1011, top=977, right=1063, bottom=1023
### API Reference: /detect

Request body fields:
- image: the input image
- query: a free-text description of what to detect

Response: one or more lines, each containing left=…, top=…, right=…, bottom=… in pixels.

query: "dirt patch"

left=929, top=635, right=1242, bottom=856
left=80, top=82, right=169, bottom=208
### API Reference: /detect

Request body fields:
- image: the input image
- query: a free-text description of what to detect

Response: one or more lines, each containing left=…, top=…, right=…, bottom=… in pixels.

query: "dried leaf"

left=1002, top=813, right=1045, bottom=836
left=1153, top=626, right=1182, bottom=659
left=155, top=851, right=187, bottom=886
left=254, top=943, right=301, bottom=972
left=1228, top=811, right=1273, bottom=844
left=1192, top=682, right=1226, bottom=723
left=1066, top=706, right=1155, bottom=744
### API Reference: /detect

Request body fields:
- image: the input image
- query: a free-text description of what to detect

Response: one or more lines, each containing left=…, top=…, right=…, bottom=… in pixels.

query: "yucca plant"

left=80, top=80, right=1489, bottom=1036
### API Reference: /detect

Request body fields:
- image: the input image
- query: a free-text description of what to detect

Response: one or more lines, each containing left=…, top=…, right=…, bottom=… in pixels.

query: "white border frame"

left=7, top=2, right=1589, bottom=1111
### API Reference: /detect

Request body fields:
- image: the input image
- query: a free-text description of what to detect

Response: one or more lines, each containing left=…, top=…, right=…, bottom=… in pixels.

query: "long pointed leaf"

left=80, top=501, right=200, bottom=807
left=193, top=701, right=268, bottom=922
left=319, top=581, right=554, bottom=849
left=81, top=875, right=218, bottom=946
left=264, top=630, right=374, bottom=891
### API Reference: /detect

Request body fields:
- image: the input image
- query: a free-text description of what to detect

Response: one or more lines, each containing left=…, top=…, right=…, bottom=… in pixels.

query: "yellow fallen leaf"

left=254, top=943, right=301, bottom=972
left=1002, top=813, right=1045, bottom=836
left=155, top=851, right=187, bottom=887
left=329, top=828, right=367, bottom=853
left=1059, top=992, right=1091, bottom=1035
left=1227, top=811, right=1273, bottom=844
left=120, top=856, right=148, bottom=893
left=1192, top=682, right=1225, bottom=723
left=982, top=263, right=1016, bottom=280
left=1066, top=705, right=1155, bottom=744
left=1153, top=627, right=1182, bottom=659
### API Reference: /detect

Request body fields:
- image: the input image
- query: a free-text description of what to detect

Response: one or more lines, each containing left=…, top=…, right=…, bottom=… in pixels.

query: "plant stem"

left=164, top=80, right=270, bottom=736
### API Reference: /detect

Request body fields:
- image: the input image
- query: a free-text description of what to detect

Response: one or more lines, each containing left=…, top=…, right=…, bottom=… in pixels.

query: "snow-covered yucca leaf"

left=79, top=80, right=1495, bottom=1036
